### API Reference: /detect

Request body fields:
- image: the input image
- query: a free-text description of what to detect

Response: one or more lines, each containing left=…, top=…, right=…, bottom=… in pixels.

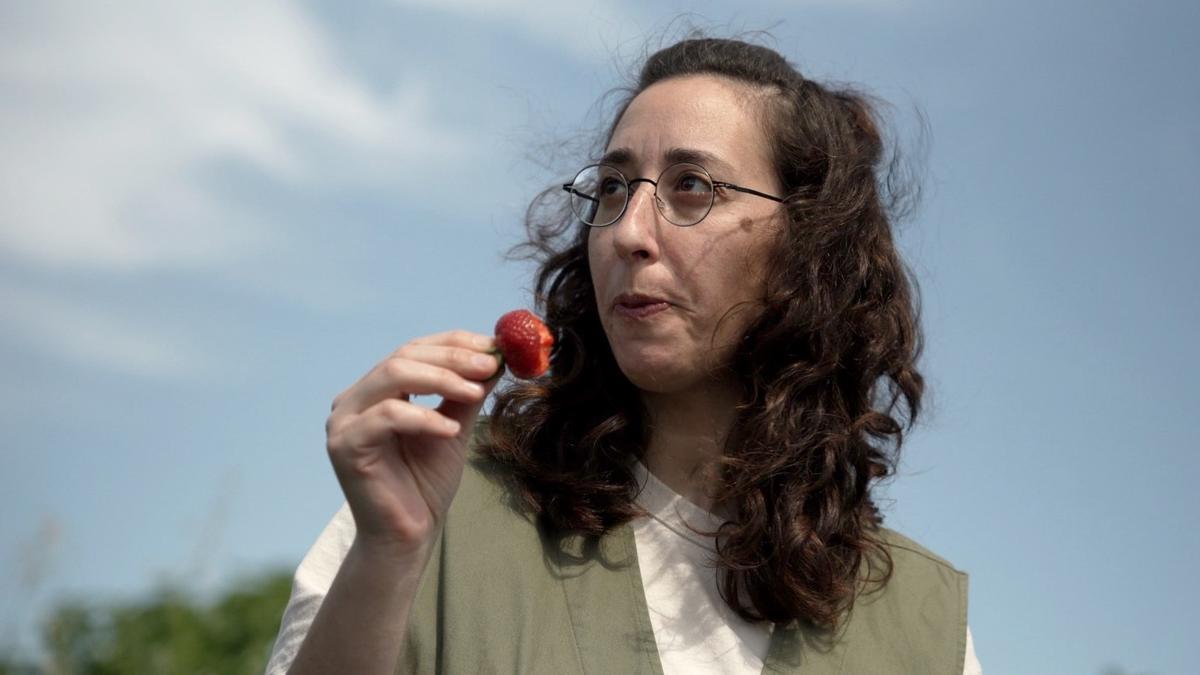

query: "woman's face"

left=588, top=74, right=784, bottom=394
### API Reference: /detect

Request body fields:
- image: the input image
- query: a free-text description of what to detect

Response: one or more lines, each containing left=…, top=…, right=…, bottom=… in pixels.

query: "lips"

left=613, top=292, right=669, bottom=309
left=613, top=292, right=671, bottom=319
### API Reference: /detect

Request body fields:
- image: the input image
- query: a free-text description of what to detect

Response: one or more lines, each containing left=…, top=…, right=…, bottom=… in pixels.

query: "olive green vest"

left=398, top=453, right=968, bottom=674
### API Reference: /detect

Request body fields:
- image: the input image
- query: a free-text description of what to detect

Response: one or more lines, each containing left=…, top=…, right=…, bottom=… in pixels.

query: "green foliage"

left=2, top=570, right=294, bottom=675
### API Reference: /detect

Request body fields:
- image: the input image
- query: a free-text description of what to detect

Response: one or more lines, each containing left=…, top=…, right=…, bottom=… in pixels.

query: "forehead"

left=605, top=74, right=771, bottom=177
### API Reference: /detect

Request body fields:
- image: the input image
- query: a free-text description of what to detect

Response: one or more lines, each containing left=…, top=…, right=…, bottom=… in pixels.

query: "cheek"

left=736, top=225, right=780, bottom=292
left=586, top=233, right=607, bottom=292
left=702, top=239, right=766, bottom=299
left=701, top=232, right=777, bottom=329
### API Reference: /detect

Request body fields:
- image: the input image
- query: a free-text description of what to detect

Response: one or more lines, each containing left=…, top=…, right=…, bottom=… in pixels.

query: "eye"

left=599, top=176, right=626, bottom=197
left=673, top=172, right=712, bottom=194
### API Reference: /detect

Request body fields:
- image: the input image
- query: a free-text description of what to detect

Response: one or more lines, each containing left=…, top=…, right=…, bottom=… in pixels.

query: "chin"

left=612, top=353, right=697, bottom=394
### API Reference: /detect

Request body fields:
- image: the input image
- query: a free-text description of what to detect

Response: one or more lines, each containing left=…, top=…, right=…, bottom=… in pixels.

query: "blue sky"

left=2, top=1, right=1197, bottom=673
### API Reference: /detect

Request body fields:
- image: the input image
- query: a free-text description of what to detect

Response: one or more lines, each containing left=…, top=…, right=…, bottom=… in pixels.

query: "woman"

left=268, top=37, right=981, bottom=674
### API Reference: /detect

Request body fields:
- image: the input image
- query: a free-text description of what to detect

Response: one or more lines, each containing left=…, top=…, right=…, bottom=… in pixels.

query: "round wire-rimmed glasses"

left=561, top=162, right=786, bottom=227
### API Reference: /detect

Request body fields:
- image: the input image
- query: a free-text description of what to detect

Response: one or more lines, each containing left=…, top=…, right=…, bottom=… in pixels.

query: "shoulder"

left=452, top=452, right=522, bottom=519
left=455, top=419, right=520, bottom=510
left=453, top=416, right=528, bottom=519
left=868, top=526, right=969, bottom=606
left=876, top=526, right=965, bottom=576
left=439, top=431, right=539, bottom=547
left=835, top=527, right=969, bottom=673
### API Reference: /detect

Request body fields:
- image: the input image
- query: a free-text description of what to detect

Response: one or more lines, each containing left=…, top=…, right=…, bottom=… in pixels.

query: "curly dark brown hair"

left=478, top=36, right=926, bottom=631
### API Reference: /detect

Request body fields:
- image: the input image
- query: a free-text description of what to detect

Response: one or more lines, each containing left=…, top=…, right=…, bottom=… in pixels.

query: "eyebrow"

left=599, top=146, right=735, bottom=175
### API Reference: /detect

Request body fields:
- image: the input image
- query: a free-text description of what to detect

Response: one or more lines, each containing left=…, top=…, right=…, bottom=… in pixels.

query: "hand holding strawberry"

left=324, top=330, right=500, bottom=557
left=321, top=311, right=549, bottom=560
left=493, top=309, right=554, bottom=379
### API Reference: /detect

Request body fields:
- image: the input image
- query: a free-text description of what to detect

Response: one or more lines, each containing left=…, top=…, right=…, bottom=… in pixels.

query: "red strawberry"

left=493, top=309, right=554, bottom=379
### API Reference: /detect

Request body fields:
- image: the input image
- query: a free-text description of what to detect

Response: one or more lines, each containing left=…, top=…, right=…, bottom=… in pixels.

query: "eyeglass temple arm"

left=712, top=182, right=786, bottom=203
left=562, top=184, right=599, bottom=203
left=565, top=180, right=784, bottom=205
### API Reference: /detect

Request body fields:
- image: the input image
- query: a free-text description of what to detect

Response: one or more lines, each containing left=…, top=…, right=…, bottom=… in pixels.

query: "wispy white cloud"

left=393, top=0, right=652, bottom=62
left=0, top=283, right=208, bottom=381
left=0, top=0, right=468, bottom=272
left=389, top=0, right=907, bottom=64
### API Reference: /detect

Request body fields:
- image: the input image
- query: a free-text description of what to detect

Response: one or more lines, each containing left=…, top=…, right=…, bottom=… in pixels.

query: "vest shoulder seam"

left=877, top=527, right=964, bottom=574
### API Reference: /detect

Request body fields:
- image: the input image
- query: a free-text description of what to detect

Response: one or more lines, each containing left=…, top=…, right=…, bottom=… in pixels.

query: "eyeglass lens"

left=568, top=163, right=715, bottom=227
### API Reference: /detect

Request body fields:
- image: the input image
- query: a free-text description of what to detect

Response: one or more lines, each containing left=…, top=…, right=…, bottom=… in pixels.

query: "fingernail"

left=473, top=353, right=497, bottom=369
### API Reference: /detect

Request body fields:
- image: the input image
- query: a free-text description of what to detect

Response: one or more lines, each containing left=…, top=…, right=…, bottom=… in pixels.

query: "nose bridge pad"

left=624, top=174, right=662, bottom=222
left=625, top=178, right=658, bottom=221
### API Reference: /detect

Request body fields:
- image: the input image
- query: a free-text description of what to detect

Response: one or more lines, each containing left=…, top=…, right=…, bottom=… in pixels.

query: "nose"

left=611, top=180, right=661, bottom=262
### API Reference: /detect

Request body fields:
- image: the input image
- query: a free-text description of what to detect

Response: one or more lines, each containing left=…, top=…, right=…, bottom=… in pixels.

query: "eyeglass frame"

left=561, top=161, right=786, bottom=227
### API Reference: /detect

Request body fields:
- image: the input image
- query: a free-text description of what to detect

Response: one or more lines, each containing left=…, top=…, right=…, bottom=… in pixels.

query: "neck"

left=640, top=379, right=741, bottom=512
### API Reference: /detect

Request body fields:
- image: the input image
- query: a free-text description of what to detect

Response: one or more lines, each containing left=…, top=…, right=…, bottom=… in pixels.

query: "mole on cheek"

left=739, top=216, right=754, bottom=231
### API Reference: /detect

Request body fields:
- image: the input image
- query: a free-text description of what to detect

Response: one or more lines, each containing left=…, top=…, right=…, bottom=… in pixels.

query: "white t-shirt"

left=266, top=463, right=982, bottom=674
left=628, top=460, right=981, bottom=675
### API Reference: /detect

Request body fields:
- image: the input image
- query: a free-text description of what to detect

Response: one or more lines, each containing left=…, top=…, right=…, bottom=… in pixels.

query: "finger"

left=438, top=370, right=504, bottom=436
left=337, top=358, right=487, bottom=415
left=389, top=344, right=501, bottom=382
left=335, top=399, right=462, bottom=455
left=407, top=330, right=495, bottom=352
